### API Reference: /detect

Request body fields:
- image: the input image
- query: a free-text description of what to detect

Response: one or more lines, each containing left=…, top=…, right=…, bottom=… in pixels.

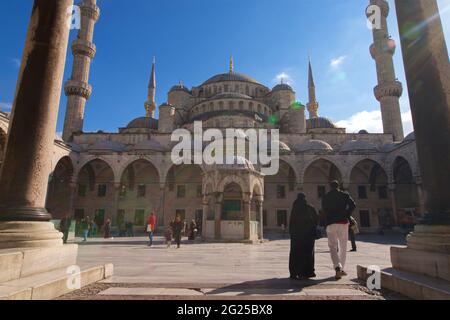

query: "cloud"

left=11, top=58, right=21, bottom=68
left=273, top=72, right=293, bottom=85
left=0, top=102, right=12, bottom=112
left=330, top=56, right=347, bottom=69
left=336, top=109, right=414, bottom=135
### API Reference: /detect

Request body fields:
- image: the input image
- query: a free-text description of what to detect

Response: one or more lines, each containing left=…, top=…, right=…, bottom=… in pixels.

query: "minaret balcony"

left=374, top=81, right=403, bottom=101
left=80, top=3, right=100, bottom=21
left=64, top=80, right=92, bottom=100
left=72, top=39, right=96, bottom=59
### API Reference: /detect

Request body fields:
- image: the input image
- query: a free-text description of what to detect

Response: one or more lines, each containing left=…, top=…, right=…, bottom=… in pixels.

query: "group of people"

left=79, top=216, right=114, bottom=242
left=148, top=212, right=200, bottom=249
left=289, top=180, right=357, bottom=281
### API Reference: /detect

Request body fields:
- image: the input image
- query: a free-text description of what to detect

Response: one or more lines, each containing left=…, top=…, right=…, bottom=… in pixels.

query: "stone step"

left=357, top=265, right=450, bottom=300
left=0, top=245, right=78, bottom=283
left=96, top=286, right=372, bottom=299
left=0, top=263, right=113, bottom=300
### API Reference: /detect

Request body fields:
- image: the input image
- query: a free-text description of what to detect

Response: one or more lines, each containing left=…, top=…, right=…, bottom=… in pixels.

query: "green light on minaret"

left=268, top=114, right=279, bottom=125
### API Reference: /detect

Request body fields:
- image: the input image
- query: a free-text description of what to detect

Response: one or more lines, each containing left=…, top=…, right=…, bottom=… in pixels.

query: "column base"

left=406, top=224, right=450, bottom=254
left=0, top=206, right=52, bottom=222
left=0, top=221, right=63, bottom=249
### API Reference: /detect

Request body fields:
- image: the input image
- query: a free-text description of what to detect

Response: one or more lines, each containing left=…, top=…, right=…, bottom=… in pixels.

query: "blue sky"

left=1, top=0, right=449, bottom=135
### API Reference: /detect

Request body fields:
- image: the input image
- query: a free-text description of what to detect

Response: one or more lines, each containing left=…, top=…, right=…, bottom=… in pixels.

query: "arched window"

left=239, top=101, right=244, bottom=110
left=245, top=86, right=250, bottom=95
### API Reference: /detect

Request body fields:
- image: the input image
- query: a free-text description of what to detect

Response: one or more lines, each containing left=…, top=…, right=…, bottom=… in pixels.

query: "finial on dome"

left=229, top=56, right=234, bottom=73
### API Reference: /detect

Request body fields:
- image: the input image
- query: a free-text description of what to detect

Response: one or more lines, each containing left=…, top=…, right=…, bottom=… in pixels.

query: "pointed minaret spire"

left=229, top=56, right=234, bottom=73
left=145, top=57, right=157, bottom=118
left=307, top=57, right=319, bottom=119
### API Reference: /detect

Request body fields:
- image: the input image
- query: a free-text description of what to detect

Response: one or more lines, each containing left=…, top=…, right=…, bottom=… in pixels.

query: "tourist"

left=147, top=212, right=157, bottom=246
left=289, top=193, right=319, bottom=280
left=59, top=214, right=72, bottom=244
left=81, top=217, right=89, bottom=242
left=188, top=219, right=197, bottom=241
left=165, top=225, right=173, bottom=248
left=349, top=216, right=359, bottom=252
left=171, top=215, right=184, bottom=249
left=322, top=181, right=356, bottom=280
left=89, top=219, right=96, bottom=237
left=104, top=218, right=112, bottom=239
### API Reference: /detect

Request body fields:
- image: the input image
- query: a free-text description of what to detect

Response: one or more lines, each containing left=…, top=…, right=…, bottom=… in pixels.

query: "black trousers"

left=289, top=234, right=316, bottom=277
left=174, top=233, right=181, bottom=247
left=349, top=229, right=357, bottom=250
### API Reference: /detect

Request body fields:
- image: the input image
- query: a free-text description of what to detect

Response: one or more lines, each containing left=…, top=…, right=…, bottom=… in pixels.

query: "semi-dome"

left=202, top=73, right=261, bottom=86
left=404, top=132, right=415, bottom=142
left=272, top=83, right=294, bottom=92
left=88, top=140, right=125, bottom=152
left=169, top=83, right=191, bottom=93
left=307, top=117, right=337, bottom=129
left=211, top=92, right=252, bottom=100
left=341, top=140, right=379, bottom=152
left=295, top=140, right=333, bottom=152
left=127, top=139, right=167, bottom=152
left=262, top=140, right=291, bottom=154
left=126, top=117, right=158, bottom=130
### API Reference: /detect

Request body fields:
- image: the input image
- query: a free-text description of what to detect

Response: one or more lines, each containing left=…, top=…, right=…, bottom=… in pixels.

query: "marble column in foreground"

left=0, top=0, right=74, bottom=248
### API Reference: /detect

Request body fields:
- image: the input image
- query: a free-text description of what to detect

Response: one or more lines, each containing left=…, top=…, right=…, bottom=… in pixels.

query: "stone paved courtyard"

left=61, top=233, right=408, bottom=300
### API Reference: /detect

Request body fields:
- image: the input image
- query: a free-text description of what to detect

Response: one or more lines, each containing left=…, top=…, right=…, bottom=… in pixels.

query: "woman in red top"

left=147, top=212, right=157, bottom=247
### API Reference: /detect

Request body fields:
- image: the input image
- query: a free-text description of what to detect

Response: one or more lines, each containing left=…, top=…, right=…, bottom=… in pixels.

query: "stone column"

left=256, top=199, right=264, bottom=240
left=243, top=196, right=251, bottom=240
left=202, top=199, right=209, bottom=239
left=68, top=180, right=78, bottom=218
left=395, top=0, right=450, bottom=223
left=111, top=182, right=121, bottom=225
left=159, top=183, right=166, bottom=229
left=0, top=0, right=74, bottom=249
left=388, top=184, right=398, bottom=225
left=214, top=193, right=222, bottom=240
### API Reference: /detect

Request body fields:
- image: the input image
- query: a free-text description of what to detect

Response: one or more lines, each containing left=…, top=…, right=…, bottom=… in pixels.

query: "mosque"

left=0, top=0, right=423, bottom=241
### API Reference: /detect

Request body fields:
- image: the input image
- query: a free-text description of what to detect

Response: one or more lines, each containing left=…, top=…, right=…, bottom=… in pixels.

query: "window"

left=358, top=186, right=368, bottom=199
left=137, top=184, right=146, bottom=198
left=97, top=184, right=107, bottom=197
left=378, top=186, right=388, bottom=199
left=317, top=186, right=326, bottom=199
left=175, top=209, right=186, bottom=221
left=177, top=185, right=186, bottom=198
left=134, top=209, right=145, bottom=226
left=74, top=209, right=85, bottom=221
left=196, top=185, right=203, bottom=198
left=277, top=210, right=288, bottom=228
left=78, top=184, right=87, bottom=197
left=276, top=185, right=286, bottom=199
left=359, top=210, right=371, bottom=228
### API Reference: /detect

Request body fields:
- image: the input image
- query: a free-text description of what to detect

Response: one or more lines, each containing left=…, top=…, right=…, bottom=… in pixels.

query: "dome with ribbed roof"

left=295, top=140, right=333, bottom=153
left=169, top=83, right=191, bottom=93
left=126, top=117, right=158, bottom=130
left=341, top=140, right=379, bottom=152
left=272, top=83, right=294, bottom=92
left=202, top=73, right=261, bottom=86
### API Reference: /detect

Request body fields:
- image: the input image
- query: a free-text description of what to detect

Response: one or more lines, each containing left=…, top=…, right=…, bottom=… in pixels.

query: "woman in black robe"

left=289, top=193, right=319, bottom=280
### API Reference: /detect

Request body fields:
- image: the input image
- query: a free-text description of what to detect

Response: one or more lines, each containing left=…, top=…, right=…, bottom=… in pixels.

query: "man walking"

left=59, top=214, right=72, bottom=244
left=322, top=181, right=356, bottom=280
left=147, top=212, right=157, bottom=247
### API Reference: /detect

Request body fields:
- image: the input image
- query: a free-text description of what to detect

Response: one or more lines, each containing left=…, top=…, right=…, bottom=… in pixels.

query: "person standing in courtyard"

left=165, top=225, right=173, bottom=248
left=81, top=217, right=89, bottom=242
left=289, top=193, right=319, bottom=280
left=171, top=215, right=184, bottom=249
left=59, top=214, right=72, bottom=244
left=349, top=216, right=359, bottom=252
left=147, top=212, right=157, bottom=247
left=322, top=181, right=356, bottom=280
left=104, top=218, right=112, bottom=239
left=188, top=219, right=197, bottom=241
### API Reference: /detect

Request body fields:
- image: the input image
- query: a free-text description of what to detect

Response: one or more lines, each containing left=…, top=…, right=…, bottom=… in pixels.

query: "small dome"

left=211, top=92, right=252, bottom=100
left=381, top=143, right=399, bottom=152
left=127, top=139, right=167, bottom=152
left=404, top=132, right=415, bottom=141
left=126, top=117, right=158, bottom=130
left=272, top=83, right=294, bottom=92
left=295, top=140, right=333, bottom=152
left=307, top=117, right=337, bottom=129
left=341, top=140, right=379, bottom=152
left=202, top=73, right=261, bottom=86
left=358, top=130, right=369, bottom=134
left=263, top=140, right=291, bottom=154
left=169, top=83, right=191, bottom=94
left=88, top=140, right=125, bottom=152
left=215, top=156, right=255, bottom=171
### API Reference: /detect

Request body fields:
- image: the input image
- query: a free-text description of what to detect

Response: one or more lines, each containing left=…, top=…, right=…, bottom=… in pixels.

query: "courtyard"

left=61, top=233, right=408, bottom=300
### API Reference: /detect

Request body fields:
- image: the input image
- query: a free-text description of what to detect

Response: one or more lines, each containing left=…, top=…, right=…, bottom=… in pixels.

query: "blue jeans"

left=83, top=230, right=89, bottom=241
left=148, top=232, right=154, bottom=246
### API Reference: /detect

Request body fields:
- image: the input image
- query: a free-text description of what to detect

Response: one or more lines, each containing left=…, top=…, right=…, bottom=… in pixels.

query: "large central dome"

left=201, top=72, right=261, bottom=86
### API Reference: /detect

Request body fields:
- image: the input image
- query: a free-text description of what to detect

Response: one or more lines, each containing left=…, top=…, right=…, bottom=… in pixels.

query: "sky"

left=0, top=0, right=449, bottom=136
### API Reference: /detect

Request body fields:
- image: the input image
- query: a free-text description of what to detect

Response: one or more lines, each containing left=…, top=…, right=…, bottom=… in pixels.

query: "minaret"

left=367, top=0, right=404, bottom=141
left=145, top=58, right=156, bottom=118
left=306, top=58, right=319, bottom=119
left=62, top=0, right=100, bottom=142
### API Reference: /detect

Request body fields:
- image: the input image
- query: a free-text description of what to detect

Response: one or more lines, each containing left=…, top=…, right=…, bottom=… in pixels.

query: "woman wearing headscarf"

left=289, top=193, right=319, bottom=280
